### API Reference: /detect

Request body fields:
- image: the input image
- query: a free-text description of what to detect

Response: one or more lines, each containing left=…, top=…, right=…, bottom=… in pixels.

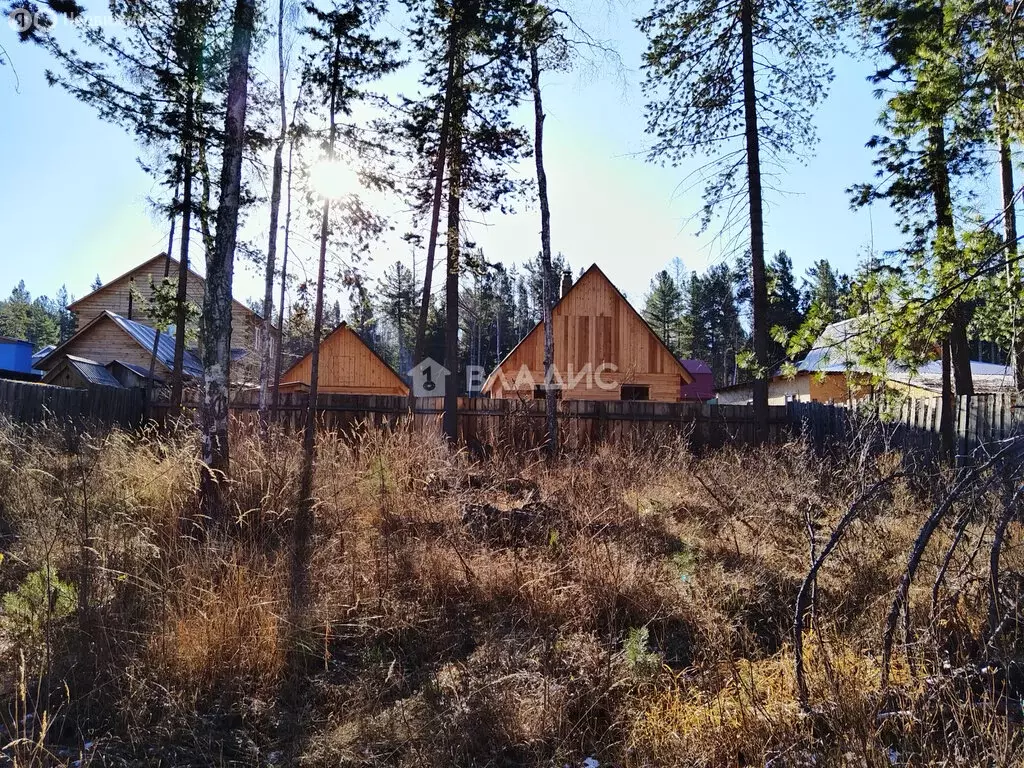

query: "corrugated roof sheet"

left=108, top=359, right=166, bottom=383
left=66, top=355, right=124, bottom=388
left=797, top=317, right=1016, bottom=393
left=106, top=312, right=203, bottom=378
left=796, top=317, right=863, bottom=373
left=31, top=345, right=55, bottom=365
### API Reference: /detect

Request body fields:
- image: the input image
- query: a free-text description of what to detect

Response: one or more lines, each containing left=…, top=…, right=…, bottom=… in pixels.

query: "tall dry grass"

left=0, top=416, right=1021, bottom=766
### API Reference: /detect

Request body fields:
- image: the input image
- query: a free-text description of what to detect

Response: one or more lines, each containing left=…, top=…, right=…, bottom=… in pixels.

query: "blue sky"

left=0, top=0, right=905, bottom=313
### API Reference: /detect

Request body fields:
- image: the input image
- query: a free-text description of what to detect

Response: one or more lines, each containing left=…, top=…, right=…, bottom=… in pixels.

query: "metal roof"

left=65, top=355, right=124, bottom=388
left=795, top=317, right=863, bottom=373
left=106, top=312, right=204, bottom=378
left=108, top=359, right=166, bottom=383
left=31, top=345, right=55, bottom=365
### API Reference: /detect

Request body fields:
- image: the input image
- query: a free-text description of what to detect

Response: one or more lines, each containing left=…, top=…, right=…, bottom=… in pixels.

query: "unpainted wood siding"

left=38, top=318, right=172, bottom=375
left=280, top=325, right=409, bottom=395
left=69, top=255, right=264, bottom=352
left=487, top=268, right=687, bottom=402
left=43, top=361, right=87, bottom=389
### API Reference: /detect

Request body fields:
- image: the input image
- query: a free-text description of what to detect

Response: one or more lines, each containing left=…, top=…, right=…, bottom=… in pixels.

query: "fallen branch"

left=881, top=439, right=1023, bottom=689
left=793, top=470, right=905, bottom=707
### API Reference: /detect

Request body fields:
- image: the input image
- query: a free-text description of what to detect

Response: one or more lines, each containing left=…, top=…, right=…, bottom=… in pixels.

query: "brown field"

left=0, top=419, right=1022, bottom=766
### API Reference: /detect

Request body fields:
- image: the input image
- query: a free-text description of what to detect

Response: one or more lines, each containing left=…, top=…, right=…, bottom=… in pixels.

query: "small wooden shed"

left=43, top=355, right=124, bottom=389
left=482, top=264, right=694, bottom=402
left=279, top=322, right=409, bottom=395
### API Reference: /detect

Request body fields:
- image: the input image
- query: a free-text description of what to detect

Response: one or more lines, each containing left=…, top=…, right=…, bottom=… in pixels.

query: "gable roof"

left=56, top=355, right=124, bottom=388
left=107, top=359, right=167, bottom=383
left=280, top=321, right=409, bottom=393
left=68, top=253, right=267, bottom=324
left=36, top=311, right=203, bottom=378
left=795, top=317, right=863, bottom=373
left=681, top=359, right=713, bottom=376
left=483, top=263, right=694, bottom=391
left=31, top=345, right=55, bottom=366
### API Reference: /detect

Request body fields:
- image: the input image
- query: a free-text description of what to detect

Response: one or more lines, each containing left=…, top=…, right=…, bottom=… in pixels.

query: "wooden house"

left=279, top=322, right=409, bottom=395
left=68, top=253, right=271, bottom=356
left=482, top=265, right=694, bottom=401
left=34, top=311, right=203, bottom=382
left=716, top=317, right=1016, bottom=405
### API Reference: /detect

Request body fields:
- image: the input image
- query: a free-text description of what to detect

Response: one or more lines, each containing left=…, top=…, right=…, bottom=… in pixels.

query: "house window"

left=534, top=384, right=563, bottom=399
left=620, top=384, right=649, bottom=401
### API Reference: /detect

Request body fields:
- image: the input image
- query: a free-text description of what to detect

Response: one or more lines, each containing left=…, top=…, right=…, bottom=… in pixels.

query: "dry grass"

left=0, top=417, right=1022, bottom=766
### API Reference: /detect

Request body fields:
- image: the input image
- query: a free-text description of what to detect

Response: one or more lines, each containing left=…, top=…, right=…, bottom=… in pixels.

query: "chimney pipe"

left=561, top=271, right=572, bottom=299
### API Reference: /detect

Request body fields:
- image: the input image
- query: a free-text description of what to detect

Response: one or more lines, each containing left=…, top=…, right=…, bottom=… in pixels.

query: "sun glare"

left=309, top=158, right=354, bottom=200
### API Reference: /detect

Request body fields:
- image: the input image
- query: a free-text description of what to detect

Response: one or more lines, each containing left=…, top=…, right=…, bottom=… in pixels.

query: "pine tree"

left=638, top=0, right=838, bottom=437
left=399, top=0, right=531, bottom=439
left=851, top=0, right=994, bottom=452
left=643, top=270, right=684, bottom=355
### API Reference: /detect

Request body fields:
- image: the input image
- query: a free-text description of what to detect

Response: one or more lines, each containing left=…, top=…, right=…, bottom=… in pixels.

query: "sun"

left=309, top=158, right=354, bottom=200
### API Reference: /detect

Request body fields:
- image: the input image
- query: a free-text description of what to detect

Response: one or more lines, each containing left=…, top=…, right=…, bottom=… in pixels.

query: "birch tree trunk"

left=200, top=0, right=255, bottom=517
left=530, top=45, right=557, bottom=455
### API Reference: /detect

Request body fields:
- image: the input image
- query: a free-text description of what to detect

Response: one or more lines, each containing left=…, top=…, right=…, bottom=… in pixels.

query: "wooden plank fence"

left=0, top=379, right=144, bottom=429
left=8, top=377, right=1019, bottom=459
left=153, top=391, right=793, bottom=451
left=790, top=393, right=1024, bottom=459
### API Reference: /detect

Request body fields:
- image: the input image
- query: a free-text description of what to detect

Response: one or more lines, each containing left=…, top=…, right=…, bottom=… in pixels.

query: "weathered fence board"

left=791, top=393, right=1023, bottom=460
left=0, top=379, right=144, bottom=428
left=152, top=391, right=792, bottom=450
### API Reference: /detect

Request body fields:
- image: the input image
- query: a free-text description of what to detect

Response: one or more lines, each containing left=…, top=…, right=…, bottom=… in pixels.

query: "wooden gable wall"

left=280, top=325, right=408, bottom=395
left=70, top=255, right=264, bottom=352
left=37, top=317, right=172, bottom=376
left=487, top=267, right=689, bottom=402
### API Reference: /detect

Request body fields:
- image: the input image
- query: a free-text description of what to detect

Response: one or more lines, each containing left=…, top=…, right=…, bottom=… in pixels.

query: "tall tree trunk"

left=941, top=338, right=954, bottom=459
left=997, top=91, right=1023, bottom=389
left=442, top=90, right=464, bottom=443
left=740, top=0, right=768, bottom=440
left=170, top=98, right=194, bottom=412
left=258, top=0, right=288, bottom=431
left=200, top=0, right=255, bottom=517
left=272, top=135, right=296, bottom=419
left=412, top=17, right=458, bottom=382
left=294, top=40, right=339, bottom=608
left=930, top=124, right=974, bottom=398
left=530, top=45, right=557, bottom=456
left=147, top=172, right=180, bottom=421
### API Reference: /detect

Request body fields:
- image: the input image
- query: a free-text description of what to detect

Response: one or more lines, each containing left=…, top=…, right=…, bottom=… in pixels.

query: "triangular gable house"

left=279, top=322, right=409, bottom=396
left=68, top=253, right=271, bottom=354
left=35, top=311, right=203, bottom=380
left=483, top=264, right=693, bottom=401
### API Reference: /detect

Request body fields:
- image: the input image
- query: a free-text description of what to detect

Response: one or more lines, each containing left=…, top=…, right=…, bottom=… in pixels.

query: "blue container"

left=0, top=337, right=35, bottom=374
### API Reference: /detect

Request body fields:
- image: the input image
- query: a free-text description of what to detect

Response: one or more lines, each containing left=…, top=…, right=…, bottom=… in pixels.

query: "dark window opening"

left=620, top=384, right=649, bottom=401
left=534, top=384, right=563, bottom=399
